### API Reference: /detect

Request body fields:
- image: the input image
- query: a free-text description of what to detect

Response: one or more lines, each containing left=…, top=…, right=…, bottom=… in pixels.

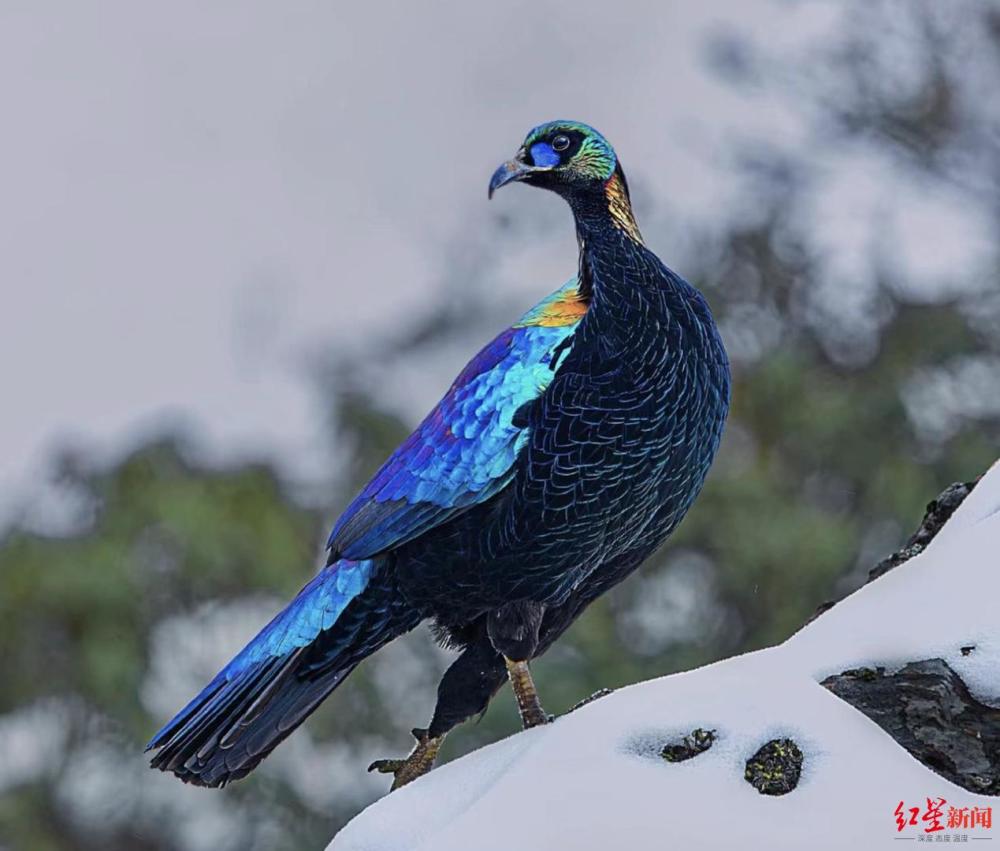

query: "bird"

left=146, top=120, right=731, bottom=790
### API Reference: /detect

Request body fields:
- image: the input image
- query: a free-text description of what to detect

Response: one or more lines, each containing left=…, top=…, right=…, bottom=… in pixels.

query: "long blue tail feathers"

left=146, top=558, right=418, bottom=787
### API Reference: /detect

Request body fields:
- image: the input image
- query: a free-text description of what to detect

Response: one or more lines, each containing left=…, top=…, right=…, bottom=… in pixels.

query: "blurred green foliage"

left=3, top=2, right=1000, bottom=849
left=0, top=444, right=320, bottom=721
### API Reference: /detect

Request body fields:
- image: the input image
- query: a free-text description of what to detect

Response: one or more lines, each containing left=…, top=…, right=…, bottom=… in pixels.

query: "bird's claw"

left=367, top=728, right=443, bottom=791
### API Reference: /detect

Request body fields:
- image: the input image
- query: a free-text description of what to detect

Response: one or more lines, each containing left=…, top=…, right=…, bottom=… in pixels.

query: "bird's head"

left=489, top=121, right=640, bottom=242
left=488, top=120, right=618, bottom=199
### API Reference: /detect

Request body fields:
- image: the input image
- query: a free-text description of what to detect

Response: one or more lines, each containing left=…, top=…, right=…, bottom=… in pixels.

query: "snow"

left=330, top=460, right=1000, bottom=850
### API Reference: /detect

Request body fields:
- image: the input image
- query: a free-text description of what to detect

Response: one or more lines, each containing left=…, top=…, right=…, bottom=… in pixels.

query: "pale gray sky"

left=1, top=1, right=992, bottom=528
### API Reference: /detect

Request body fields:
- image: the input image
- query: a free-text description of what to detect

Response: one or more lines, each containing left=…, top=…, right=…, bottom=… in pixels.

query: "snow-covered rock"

left=331, top=461, right=1000, bottom=851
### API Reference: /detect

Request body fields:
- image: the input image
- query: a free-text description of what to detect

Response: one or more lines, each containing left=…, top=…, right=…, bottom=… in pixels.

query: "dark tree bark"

left=866, top=480, right=980, bottom=583
left=823, top=661, right=1000, bottom=795
left=807, top=478, right=979, bottom=624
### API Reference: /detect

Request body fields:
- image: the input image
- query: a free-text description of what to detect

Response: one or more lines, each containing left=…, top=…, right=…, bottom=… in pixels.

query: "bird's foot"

left=368, top=728, right=444, bottom=791
left=567, top=687, right=615, bottom=714
left=504, top=658, right=552, bottom=729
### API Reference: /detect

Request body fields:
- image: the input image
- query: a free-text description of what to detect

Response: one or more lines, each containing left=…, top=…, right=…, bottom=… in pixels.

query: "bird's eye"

left=551, top=134, right=571, bottom=152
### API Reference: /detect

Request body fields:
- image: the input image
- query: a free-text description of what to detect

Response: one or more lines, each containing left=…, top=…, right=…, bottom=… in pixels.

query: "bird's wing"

left=328, top=279, right=586, bottom=560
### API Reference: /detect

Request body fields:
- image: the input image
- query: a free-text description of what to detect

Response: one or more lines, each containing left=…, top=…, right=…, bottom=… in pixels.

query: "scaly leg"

left=368, top=728, right=445, bottom=790
left=504, top=657, right=550, bottom=729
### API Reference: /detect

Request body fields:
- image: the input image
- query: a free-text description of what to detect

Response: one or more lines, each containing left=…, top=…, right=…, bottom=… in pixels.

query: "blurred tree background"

left=2, top=2, right=1000, bottom=849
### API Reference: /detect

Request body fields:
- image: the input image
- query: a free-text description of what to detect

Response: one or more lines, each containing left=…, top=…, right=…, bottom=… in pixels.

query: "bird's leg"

left=368, top=641, right=509, bottom=791
left=368, top=727, right=445, bottom=791
left=486, top=602, right=549, bottom=730
left=504, top=657, right=550, bottom=729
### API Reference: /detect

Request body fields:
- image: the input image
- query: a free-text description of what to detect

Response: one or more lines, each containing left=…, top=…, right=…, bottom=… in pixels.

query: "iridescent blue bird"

left=147, top=121, right=731, bottom=789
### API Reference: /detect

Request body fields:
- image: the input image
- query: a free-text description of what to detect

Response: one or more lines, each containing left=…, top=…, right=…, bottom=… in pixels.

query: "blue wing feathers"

left=328, top=290, right=582, bottom=560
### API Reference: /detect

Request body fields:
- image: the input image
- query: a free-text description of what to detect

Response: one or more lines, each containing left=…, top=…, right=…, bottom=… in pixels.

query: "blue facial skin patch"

left=530, top=142, right=561, bottom=168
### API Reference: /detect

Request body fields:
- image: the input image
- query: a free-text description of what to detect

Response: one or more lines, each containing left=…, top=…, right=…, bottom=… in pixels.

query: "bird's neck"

left=568, top=169, right=644, bottom=301
left=568, top=169, right=643, bottom=249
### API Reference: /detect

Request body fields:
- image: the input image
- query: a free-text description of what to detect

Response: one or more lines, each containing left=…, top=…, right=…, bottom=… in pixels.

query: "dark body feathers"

left=399, top=239, right=728, bottom=624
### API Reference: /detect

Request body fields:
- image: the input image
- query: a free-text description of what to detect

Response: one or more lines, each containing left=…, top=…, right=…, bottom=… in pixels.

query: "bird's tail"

left=146, top=557, right=419, bottom=787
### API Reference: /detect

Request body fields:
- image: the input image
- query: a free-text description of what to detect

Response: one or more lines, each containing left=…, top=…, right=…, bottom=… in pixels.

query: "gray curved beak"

left=488, top=151, right=548, bottom=199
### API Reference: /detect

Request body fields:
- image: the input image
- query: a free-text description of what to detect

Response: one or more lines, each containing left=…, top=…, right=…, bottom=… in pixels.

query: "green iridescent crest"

left=523, top=120, right=617, bottom=181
